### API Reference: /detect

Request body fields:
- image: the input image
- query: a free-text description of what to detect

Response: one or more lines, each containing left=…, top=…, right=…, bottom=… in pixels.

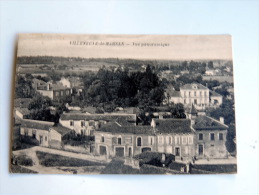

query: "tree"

left=28, top=94, right=52, bottom=110
left=15, top=76, right=36, bottom=98
left=208, top=61, right=214, bottom=69
left=169, top=103, right=186, bottom=118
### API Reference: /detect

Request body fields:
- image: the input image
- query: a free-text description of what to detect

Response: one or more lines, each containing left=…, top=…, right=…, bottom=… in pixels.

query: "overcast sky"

left=18, top=34, right=232, bottom=60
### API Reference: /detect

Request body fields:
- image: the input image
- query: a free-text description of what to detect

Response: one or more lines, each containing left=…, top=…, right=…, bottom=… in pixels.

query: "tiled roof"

left=193, top=116, right=228, bottom=131
left=82, top=106, right=98, bottom=114
left=52, top=83, right=69, bottom=90
left=51, top=125, right=72, bottom=136
left=167, top=90, right=181, bottom=97
left=209, top=90, right=222, bottom=97
left=32, top=78, right=46, bottom=85
left=60, top=113, right=137, bottom=122
left=180, top=83, right=208, bottom=90
left=153, top=119, right=193, bottom=134
left=96, top=122, right=153, bottom=135
left=115, top=118, right=135, bottom=127
left=20, top=119, right=54, bottom=131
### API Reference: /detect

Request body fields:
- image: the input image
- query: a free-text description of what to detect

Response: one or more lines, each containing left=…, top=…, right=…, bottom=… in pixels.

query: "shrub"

left=15, top=155, right=33, bottom=166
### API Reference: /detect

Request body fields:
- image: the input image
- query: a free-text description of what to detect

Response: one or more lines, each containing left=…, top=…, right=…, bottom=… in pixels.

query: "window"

left=194, top=91, right=196, bottom=96
left=32, top=130, right=36, bottom=138
left=70, top=121, right=74, bottom=126
left=24, top=129, right=29, bottom=136
left=189, top=91, right=191, bottom=97
left=45, top=136, right=47, bottom=141
left=175, top=136, right=180, bottom=145
left=175, top=147, right=180, bottom=156
left=194, top=99, right=197, bottom=104
left=193, top=85, right=197, bottom=89
left=198, top=133, right=203, bottom=140
left=137, top=137, right=142, bottom=146
left=219, top=133, right=223, bottom=140
left=66, top=90, right=69, bottom=95
left=81, top=121, right=85, bottom=127
left=168, top=136, right=172, bottom=144
left=188, top=136, right=193, bottom=144
left=210, top=133, right=215, bottom=141
left=200, top=91, right=202, bottom=96
left=55, top=91, right=59, bottom=96
left=89, top=121, right=94, bottom=126
left=60, top=91, right=63, bottom=96
left=198, top=144, right=204, bottom=155
left=184, top=99, right=186, bottom=104
left=158, top=136, right=163, bottom=144
left=118, top=137, right=122, bottom=145
left=101, top=136, right=104, bottom=143
left=185, top=146, right=189, bottom=154
left=182, top=136, right=187, bottom=145
left=149, top=137, right=153, bottom=145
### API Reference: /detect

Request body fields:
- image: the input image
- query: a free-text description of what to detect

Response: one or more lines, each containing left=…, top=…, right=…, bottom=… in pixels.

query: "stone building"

left=165, top=82, right=222, bottom=109
left=59, top=112, right=137, bottom=135
left=20, top=119, right=54, bottom=147
left=95, top=117, right=196, bottom=161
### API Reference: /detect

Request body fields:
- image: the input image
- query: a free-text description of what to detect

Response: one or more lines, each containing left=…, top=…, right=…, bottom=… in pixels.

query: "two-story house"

left=33, top=79, right=72, bottom=100
left=165, top=83, right=222, bottom=109
left=95, top=117, right=196, bottom=161
left=59, top=112, right=137, bottom=135
left=151, top=118, right=195, bottom=161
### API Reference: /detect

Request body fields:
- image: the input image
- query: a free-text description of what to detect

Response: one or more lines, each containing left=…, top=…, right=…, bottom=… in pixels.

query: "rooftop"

left=167, top=90, right=181, bottom=98
left=20, top=119, right=54, bottom=131
left=51, top=125, right=72, bottom=136
left=32, top=78, right=47, bottom=85
left=153, top=118, right=193, bottom=134
left=96, top=122, right=153, bottom=135
left=60, top=112, right=137, bottom=122
left=193, top=116, right=228, bottom=131
left=209, top=90, right=222, bottom=97
left=180, top=83, right=208, bottom=90
left=52, top=82, right=70, bottom=90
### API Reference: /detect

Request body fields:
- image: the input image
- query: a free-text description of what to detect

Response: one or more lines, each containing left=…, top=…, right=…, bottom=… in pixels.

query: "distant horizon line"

left=17, top=55, right=233, bottom=61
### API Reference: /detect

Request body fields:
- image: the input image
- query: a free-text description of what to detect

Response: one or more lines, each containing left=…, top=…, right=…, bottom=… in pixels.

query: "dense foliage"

left=15, top=75, right=36, bottom=98
left=81, top=65, right=165, bottom=111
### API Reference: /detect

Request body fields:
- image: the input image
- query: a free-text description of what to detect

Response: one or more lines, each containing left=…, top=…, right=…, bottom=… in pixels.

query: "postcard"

left=11, top=34, right=237, bottom=174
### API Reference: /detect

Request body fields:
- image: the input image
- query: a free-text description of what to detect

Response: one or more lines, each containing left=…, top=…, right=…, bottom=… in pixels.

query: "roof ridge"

left=205, top=116, right=228, bottom=128
left=22, top=119, right=54, bottom=125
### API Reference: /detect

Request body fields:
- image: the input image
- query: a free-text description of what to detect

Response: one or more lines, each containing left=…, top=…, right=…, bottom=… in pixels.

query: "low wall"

left=63, top=145, right=90, bottom=154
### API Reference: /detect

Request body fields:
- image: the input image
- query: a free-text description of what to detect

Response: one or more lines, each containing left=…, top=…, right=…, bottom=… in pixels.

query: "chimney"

left=219, top=117, right=224, bottom=124
left=191, top=119, right=195, bottom=126
left=151, top=119, right=156, bottom=128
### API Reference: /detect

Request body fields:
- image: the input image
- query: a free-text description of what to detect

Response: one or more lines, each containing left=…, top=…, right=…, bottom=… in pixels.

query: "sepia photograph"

left=11, top=34, right=237, bottom=174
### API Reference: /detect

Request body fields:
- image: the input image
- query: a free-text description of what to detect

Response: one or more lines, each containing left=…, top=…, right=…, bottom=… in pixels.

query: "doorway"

left=198, top=144, right=204, bottom=155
